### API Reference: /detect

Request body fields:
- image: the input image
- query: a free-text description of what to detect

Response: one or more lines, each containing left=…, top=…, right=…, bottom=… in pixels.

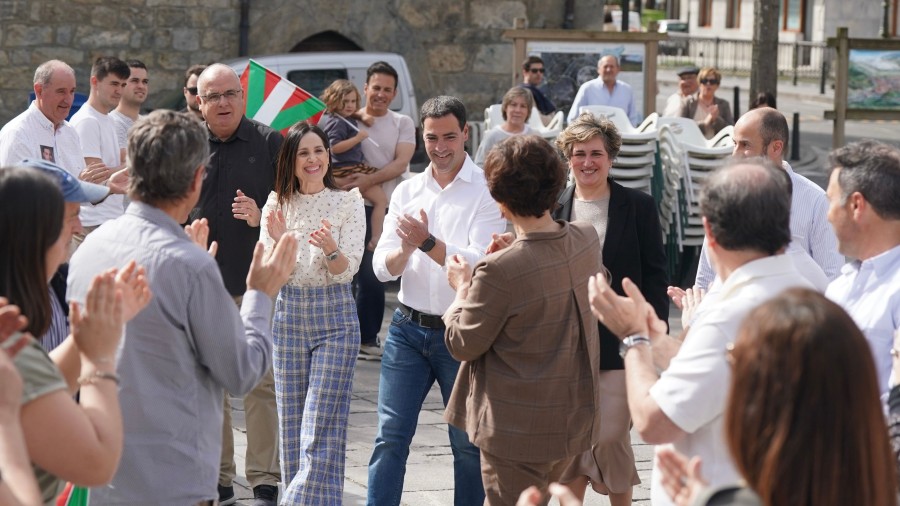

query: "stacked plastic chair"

left=656, top=117, right=734, bottom=254
left=578, top=105, right=659, bottom=196
left=483, top=104, right=564, bottom=140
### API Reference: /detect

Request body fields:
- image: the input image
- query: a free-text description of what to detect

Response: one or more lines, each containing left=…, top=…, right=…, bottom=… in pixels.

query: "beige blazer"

left=443, top=221, right=602, bottom=462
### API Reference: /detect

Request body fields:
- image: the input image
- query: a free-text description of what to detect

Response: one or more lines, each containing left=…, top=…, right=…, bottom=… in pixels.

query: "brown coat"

left=443, top=221, right=602, bottom=462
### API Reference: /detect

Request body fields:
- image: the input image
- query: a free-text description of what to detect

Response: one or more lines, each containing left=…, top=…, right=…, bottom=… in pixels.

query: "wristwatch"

left=324, top=249, right=340, bottom=262
left=418, top=234, right=436, bottom=253
left=619, top=335, right=651, bottom=359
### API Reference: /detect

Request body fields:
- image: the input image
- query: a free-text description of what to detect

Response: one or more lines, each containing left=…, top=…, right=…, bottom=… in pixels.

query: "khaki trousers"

left=219, top=295, right=280, bottom=488
left=480, top=448, right=575, bottom=506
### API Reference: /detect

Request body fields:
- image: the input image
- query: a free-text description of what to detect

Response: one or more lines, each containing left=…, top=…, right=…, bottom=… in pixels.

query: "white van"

left=224, top=52, right=419, bottom=126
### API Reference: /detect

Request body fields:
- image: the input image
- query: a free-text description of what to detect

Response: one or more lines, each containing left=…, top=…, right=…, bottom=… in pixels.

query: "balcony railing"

left=658, top=33, right=835, bottom=87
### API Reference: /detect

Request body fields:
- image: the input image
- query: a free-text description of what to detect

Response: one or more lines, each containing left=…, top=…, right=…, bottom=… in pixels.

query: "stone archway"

left=290, top=31, right=363, bottom=52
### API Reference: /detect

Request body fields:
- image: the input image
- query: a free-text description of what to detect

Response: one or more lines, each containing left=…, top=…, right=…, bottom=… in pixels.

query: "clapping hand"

left=185, top=217, right=218, bottom=257
left=0, top=299, right=29, bottom=359
left=308, top=219, right=338, bottom=254
left=233, top=189, right=261, bottom=227
left=115, top=260, right=152, bottom=322
left=589, top=275, right=662, bottom=339
left=657, top=446, right=707, bottom=506
left=266, top=209, right=288, bottom=242
left=486, top=232, right=515, bottom=254
left=70, top=270, right=125, bottom=365
left=446, top=254, right=473, bottom=292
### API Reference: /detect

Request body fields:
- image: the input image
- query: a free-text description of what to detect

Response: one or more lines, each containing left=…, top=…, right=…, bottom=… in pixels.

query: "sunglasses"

left=186, top=86, right=199, bottom=96
left=528, top=68, right=545, bottom=74
left=700, top=79, right=720, bottom=85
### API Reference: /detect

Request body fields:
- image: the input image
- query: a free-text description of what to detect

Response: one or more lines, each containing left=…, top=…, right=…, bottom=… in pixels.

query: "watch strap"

left=418, top=234, right=436, bottom=252
left=619, top=334, right=651, bottom=359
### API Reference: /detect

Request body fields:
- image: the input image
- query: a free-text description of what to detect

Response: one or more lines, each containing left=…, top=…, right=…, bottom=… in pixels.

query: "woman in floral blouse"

left=260, top=121, right=365, bottom=504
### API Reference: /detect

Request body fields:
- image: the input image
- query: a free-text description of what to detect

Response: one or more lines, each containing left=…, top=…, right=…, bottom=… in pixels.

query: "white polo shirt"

left=649, top=254, right=812, bottom=505
left=70, top=104, right=125, bottom=227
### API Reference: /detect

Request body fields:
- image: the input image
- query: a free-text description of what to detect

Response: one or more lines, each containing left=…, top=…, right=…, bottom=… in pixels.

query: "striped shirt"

left=67, top=201, right=274, bottom=505
left=695, top=161, right=843, bottom=290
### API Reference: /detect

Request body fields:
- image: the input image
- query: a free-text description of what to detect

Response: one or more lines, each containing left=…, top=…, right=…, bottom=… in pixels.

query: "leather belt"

left=398, top=303, right=445, bottom=330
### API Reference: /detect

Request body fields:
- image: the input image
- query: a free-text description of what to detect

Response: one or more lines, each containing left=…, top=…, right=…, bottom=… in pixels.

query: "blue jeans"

left=366, top=309, right=484, bottom=506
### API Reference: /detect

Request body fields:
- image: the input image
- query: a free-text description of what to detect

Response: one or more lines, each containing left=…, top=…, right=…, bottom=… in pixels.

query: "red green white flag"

left=240, top=59, right=326, bottom=133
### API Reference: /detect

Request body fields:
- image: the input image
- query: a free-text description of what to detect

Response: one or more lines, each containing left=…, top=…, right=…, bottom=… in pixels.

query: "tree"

left=750, top=0, right=780, bottom=105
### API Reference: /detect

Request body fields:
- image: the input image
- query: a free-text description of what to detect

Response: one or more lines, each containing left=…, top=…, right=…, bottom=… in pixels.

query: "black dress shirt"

left=195, top=116, right=283, bottom=295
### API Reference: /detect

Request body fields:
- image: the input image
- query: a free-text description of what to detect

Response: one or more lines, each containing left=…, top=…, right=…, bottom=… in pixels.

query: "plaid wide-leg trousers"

left=273, top=283, right=360, bottom=505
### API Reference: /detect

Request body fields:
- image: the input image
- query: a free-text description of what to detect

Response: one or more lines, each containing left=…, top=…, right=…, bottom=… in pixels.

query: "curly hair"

left=483, top=135, right=565, bottom=218
left=320, top=79, right=360, bottom=115
left=555, top=112, right=622, bottom=160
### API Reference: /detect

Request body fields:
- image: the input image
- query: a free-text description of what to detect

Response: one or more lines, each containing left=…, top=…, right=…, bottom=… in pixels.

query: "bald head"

left=732, top=107, right=789, bottom=165
left=196, top=63, right=245, bottom=139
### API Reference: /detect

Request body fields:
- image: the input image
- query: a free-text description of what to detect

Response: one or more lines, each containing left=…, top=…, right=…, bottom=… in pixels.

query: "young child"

left=319, top=79, right=387, bottom=251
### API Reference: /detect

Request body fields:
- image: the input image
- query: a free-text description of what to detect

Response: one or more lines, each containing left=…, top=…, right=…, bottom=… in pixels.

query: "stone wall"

left=0, top=0, right=604, bottom=125
left=248, top=0, right=605, bottom=120
left=0, top=0, right=239, bottom=124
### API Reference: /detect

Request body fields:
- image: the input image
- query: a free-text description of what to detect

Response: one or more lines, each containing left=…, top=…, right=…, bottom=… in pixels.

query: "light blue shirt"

left=67, top=202, right=274, bottom=505
left=826, top=244, right=900, bottom=399
left=567, top=78, right=640, bottom=126
left=695, top=162, right=843, bottom=290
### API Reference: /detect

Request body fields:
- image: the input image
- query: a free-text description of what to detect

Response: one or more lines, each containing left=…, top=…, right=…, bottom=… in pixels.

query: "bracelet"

left=78, top=370, right=121, bottom=386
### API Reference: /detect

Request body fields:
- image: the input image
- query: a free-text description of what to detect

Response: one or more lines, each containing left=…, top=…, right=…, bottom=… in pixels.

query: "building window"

left=726, top=0, right=741, bottom=28
left=779, top=0, right=805, bottom=32
left=699, top=0, right=712, bottom=26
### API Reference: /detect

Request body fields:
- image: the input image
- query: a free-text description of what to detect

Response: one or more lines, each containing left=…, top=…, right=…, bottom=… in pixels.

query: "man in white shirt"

left=694, top=107, right=843, bottom=289
left=825, top=141, right=900, bottom=400
left=366, top=96, right=506, bottom=506
left=110, top=59, right=149, bottom=152
left=588, top=158, right=811, bottom=505
left=662, top=66, right=699, bottom=117
left=567, top=55, right=640, bottom=126
left=70, top=56, right=130, bottom=242
left=0, top=60, right=85, bottom=174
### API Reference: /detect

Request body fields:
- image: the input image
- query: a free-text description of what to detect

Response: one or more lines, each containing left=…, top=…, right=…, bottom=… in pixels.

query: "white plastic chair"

left=579, top=105, right=657, bottom=143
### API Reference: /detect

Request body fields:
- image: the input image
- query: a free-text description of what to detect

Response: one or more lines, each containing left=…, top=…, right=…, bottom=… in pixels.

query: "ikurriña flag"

left=240, top=59, right=326, bottom=133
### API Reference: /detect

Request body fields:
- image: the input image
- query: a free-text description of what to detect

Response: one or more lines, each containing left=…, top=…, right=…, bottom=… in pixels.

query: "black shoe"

left=218, top=484, right=236, bottom=506
left=249, top=484, right=278, bottom=506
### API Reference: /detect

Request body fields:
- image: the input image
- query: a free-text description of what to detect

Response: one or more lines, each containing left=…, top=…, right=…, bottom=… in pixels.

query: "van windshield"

left=287, top=69, right=348, bottom=100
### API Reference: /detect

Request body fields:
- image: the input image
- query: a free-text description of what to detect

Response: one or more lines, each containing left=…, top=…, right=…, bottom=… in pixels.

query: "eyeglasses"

left=528, top=68, right=545, bottom=74
left=201, top=89, right=243, bottom=103
left=700, top=79, right=720, bottom=85
left=186, top=87, right=199, bottom=96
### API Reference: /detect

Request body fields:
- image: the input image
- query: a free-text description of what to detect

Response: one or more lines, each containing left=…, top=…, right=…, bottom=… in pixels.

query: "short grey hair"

left=197, top=63, right=240, bottom=96
left=33, top=60, right=74, bottom=87
left=829, top=140, right=900, bottom=220
left=127, top=110, right=209, bottom=205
